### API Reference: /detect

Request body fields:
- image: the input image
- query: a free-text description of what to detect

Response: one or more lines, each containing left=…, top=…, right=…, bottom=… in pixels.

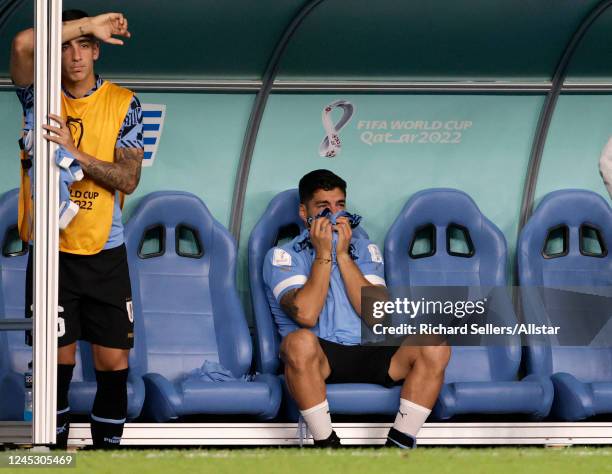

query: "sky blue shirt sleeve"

left=263, top=245, right=309, bottom=303
left=15, top=84, right=34, bottom=115
left=116, top=95, right=143, bottom=149
left=354, top=239, right=386, bottom=286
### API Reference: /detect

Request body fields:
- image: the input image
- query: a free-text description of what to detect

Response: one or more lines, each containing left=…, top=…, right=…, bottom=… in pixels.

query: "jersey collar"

left=62, top=74, right=104, bottom=99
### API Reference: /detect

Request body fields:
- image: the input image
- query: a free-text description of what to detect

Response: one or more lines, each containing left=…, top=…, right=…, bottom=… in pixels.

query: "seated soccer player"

left=263, top=169, right=451, bottom=448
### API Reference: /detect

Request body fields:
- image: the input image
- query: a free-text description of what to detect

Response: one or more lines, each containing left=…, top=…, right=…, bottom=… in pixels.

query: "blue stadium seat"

left=124, top=191, right=280, bottom=422
left=518, top=189, right=612, bottom=421
left=0, top=188, right=145, bottom=421
left=0, top=189, right=27, bottom=420
left=67, top=340, right=145, bottom=419
left=385, top=188, right=553, bottom=420
left=248, top=189, right=402, bottom=420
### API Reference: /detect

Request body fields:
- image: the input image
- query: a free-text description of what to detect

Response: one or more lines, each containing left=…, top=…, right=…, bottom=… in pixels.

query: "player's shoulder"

left=264, top=239, right=301, bottom=268
left=353, top=238, right=384, bottom=263
left=104, top=81, right=138, bottom=102
left=15, top=83, right=34, bottom=110
left=104, top=79, right=130, bottom=93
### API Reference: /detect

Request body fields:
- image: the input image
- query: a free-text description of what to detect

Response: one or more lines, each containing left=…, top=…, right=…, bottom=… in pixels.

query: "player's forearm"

left=293, top=259, right=332, bottom=327
left=74, top=148, right=142, bottom=195
left=10, top=19, right=92, bottom=87
left=61, top=18, right=94, bottom=43
left=336, top=253, right=375, bottom=317
left=280, top=254, right=331, bottom=328
left=10, top=28, right=34, bottom=87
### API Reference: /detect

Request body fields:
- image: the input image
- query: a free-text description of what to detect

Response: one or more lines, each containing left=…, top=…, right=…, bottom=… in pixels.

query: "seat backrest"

left=518, top=189, right=612, bottom=382
left=0, top=189, right=30, bottom=375
left=125, top=191, right=251, bottom=382
left=384, top=188, right=519, bottom=382
left=248, top=189, right=369, bottom=374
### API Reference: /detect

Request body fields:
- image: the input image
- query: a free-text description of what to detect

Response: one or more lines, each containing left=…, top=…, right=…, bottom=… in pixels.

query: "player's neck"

left=62, top=73, right=96, bottom=99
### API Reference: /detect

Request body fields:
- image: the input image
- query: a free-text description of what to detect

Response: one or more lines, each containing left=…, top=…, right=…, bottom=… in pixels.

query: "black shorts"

left=318, top=337, right=401, bottom=387
left=25, top=244, right=134, bottom=349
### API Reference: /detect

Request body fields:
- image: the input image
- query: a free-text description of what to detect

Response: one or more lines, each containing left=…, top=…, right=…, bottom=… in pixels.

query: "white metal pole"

left=32, top=0, right=61, bottom=445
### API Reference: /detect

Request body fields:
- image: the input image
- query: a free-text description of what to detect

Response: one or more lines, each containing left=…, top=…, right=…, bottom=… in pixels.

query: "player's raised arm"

left=280, top=217, right=333, bottom=328
left=10, top=12, right=130, bottom=87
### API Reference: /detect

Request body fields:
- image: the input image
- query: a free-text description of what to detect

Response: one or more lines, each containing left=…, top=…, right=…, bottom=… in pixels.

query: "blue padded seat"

left=0, top=189, right=26, bottom=420
left=518, top=189, right=612, bottom=421
left=124, top=191, right=280, bottom=422
left=384, top=188, right=553, bottom=420
left=248, top=189, right=401, bottom=420
left=0, top=188, right=145, bottom=420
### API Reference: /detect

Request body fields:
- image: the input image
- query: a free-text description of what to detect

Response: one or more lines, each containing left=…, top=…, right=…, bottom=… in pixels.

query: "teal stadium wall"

left=2, top=0, right=612, bottom=324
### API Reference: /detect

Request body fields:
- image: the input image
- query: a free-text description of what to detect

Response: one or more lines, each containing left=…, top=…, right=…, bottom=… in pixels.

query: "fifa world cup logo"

left=319, top=100, right=355, bottom=158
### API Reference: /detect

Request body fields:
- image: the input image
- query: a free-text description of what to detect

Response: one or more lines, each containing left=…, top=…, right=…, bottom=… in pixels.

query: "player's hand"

left=335, top=216, right=352, bottom=258
left=88, top=13, right=130, bottom=45
left=310, top=216, right=333, bottom=258
left=42, top=114, right=78, bottom=155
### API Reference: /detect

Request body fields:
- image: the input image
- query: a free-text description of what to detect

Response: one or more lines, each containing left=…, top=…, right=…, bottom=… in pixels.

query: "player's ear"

left=299, top=203, right=308, bottom=225
left=92, top=41, right=100, bottom=61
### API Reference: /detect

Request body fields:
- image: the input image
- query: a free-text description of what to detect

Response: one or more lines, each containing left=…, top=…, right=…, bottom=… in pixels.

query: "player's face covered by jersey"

left=306, top=208, right=362, bottom=229
left=295, top=188, right=362, bottom=258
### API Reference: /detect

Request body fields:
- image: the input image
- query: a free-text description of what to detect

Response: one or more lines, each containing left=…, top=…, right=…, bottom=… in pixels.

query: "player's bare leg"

left=92, top=345, right=129, bottom=371
left=386, top=344, right=451, bottom=448
left=281, top=329, right=338, bottom=445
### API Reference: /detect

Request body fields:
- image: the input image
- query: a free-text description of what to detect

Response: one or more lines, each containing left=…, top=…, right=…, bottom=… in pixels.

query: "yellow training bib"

left=18, top=81, right=133, bottom=255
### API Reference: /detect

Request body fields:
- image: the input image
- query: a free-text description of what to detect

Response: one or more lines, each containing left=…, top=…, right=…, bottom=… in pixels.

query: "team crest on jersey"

left=368, top=244, right=383, bottom=263
left=126, top=299, right=134, bottom=323
left=141, top=104, right=166, bottom=167
left=272, top=248, right=292, bottom=267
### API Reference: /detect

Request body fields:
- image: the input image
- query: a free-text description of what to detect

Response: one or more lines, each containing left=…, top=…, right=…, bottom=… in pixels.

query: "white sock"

left=300, top=399, right=333, bottom=441
left=392, top=398, right=431, bottom=437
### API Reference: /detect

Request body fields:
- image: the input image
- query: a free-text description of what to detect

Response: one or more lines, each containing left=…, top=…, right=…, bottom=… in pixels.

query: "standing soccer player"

left=10, top=10, right=143, bottom=449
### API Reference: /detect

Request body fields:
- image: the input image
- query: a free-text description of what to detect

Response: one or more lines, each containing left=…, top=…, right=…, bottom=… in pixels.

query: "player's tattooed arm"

left=281, top=287, right=325, bottom=329
left=42, top=114, right=143, bottom=194
left=280, top=288, right=301, bottom=320
left=78, top=147, right=143, bottom=195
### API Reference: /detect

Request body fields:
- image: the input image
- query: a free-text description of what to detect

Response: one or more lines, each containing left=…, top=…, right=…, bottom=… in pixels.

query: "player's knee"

left=58, top=343, right=77, bottom=365
left=281, top=329, right=320, bottom=370
left=93, top=348, right=129, bottom=371
left=420, top=345, right=451, bottom=375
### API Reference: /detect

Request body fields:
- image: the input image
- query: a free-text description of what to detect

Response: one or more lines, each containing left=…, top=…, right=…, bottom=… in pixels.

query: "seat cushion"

left=180, top=379, right=277, bottom=416
left=280, top=376, right=401, bottom=420
left=591, top=382, right=612, bottom=414
left=434, top=375, right=553, bottom=420
left=68, top=379, right=144, bottom=420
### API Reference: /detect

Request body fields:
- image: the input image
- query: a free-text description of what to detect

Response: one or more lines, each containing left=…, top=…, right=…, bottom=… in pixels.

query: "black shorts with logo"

left=25, top=244, right=134, bottom=349
left=318, top=337, right=401, bottom=387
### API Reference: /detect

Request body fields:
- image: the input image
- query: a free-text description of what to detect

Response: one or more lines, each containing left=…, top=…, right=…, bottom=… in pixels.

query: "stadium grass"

left=3, top=447, right=612, bottom=474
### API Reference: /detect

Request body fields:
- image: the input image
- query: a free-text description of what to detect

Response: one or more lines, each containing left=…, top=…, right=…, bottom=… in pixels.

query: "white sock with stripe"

left=300, top=399, right=333, bottom=441
left=392, top=398, right=431, bottom=437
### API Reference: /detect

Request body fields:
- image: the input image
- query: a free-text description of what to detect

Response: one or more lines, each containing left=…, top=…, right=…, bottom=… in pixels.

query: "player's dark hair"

left=299, top=169, right=347, bottom=204
left=62, top=9, right=89, bottom=22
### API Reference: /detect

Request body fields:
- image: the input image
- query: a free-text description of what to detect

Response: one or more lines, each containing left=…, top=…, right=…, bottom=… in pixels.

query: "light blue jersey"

left=263, top=229, right=386, bottom=345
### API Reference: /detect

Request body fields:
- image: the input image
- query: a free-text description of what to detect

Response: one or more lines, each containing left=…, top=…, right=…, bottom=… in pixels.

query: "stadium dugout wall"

left=1, top=0, right=612, bottom=446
